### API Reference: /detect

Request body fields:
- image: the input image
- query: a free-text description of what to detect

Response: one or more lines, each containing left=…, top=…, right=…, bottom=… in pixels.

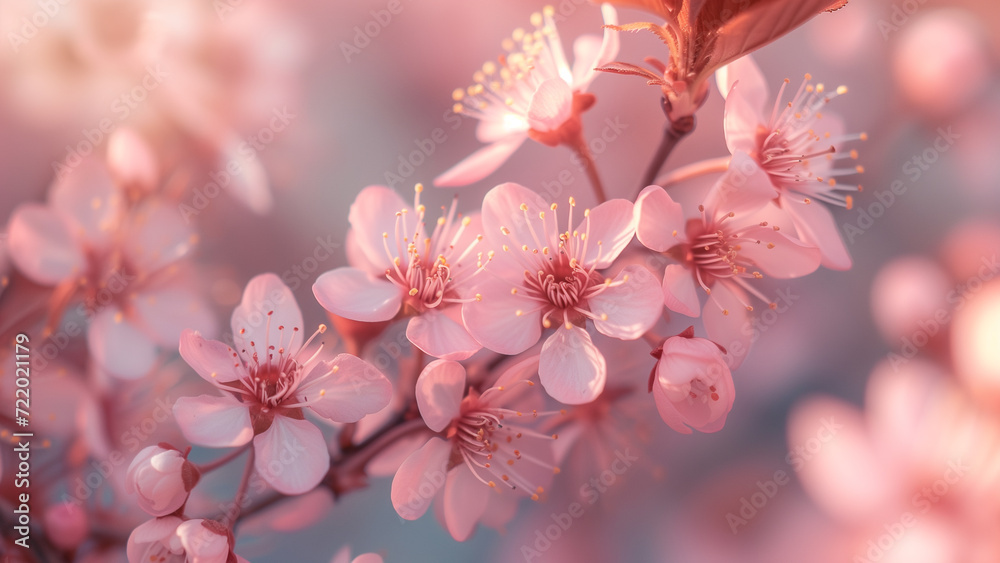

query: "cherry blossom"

left=313, top=184, right=487, bottom=360
left=126, top=444, right=199, bottom=517
left=464, top=182, right=662, bottom=404
left=173, top=274, right=392, bottom=494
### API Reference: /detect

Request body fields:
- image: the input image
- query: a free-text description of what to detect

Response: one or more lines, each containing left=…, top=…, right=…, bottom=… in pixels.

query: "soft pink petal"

left=443, top=465, right=491, bottom=541
left=107, top=128, right=159, bottom=192
left=661, top=264, right=701, bottom=317
left=7, top=204, right=84, bottom=284
left=173, top=395, right=253, bottom=448
left=345, top=229, right=385, bottom=277
left=539, top=327, right=606, bottom=404
left=48, top=157, right=123, bottom=249
left=716, top=54, right=768, bottom=105
left=415, top=360, right=466, bottom=432
left=480, top=182, right=550, bottom=255
left=347, top=185, right=410, bottom=270
left=122, top=199, right=196, bottom=273
left=652, top=371, right=734, bottom=434
left=88, top=307, right=158, bottom=379
left=178, top=329, right=244, bottom=384
left=579, top=198, right=635, bottom=268
left=433, top=136, right=527, bottom=188
left=127, top=516, right=183, bottom=563
left=527, top=78, right=573, bottom=132
left=702, top=152, right=778, bottom=221
left=702, top=281, right=752, bottom=370
left=254, top=416, right=329, bottom=495
left=231, top=273, right=304, bottom=355
left=462, top=277, right=542, bottom=355
left=737, top=225, right=822, bottom=279
left=780, top=194, right=852, bottom=270
left=723, top=80, right=768, bottom=156
left=571, top=4, right=620, bottom=89
left=352, top=555, right=384, bottom=563
left=133, top=287, right=218, bottom=347
left=406, top=307, right=482, bottom=361
left=313, top=267, right=402, bottom=323
left=220, top=134, right=273, bottom=214
left=634, top=185, right=686, bottom=252
left=476, top=114, right=529, bottom=144
left=590, top=264, right=662, bottom=339
left=391, top=437, right=451, bottom=520
left=297, top=354, right=392, bottom=423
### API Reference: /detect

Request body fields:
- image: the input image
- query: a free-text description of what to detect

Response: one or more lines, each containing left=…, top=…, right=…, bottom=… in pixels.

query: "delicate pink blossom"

left=464, top=182, right=662, bottom=404
left=648, top=327, right=734, bottom=433
left=126, top=516, right=248, bottom=563
left=331, top=547, right=384, bottom=563
left=126, top=444, right=199, bottom=517
left=634, top=153, right=822, bottom=367
left=313, top=184, right=487, bottom=360
left=434, top=5, right=619, bottom=186
left=391, top=357, right=561, bottom=541
left=174, top=273, right=392, bottom=495
left=717, top=54, right=866, bottom=269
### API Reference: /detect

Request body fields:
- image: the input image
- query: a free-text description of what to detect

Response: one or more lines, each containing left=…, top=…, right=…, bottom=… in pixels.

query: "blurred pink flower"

left=635, top=153, right=821, bottom=367
left=391, top=357, right=560, bottom=541
left=464, top=182, right=661, bottom=404
left=126, top=516, right=249, bottom=563
left=717, top=54, right=865, bottom=270
left=126, top=444, right=199, bottom=517
left=649, top=326, right=734, bottom=433
left=434, top=5, right=619, bottom=186
left=331, top=546, right=383, bottom=563
left=597, top=0, right=848, bottom=120
left=43, top=503, right=89, bottom=551
left=313, top=184, right=486, bottom=360
left=173, top=273, right=392, bottom=495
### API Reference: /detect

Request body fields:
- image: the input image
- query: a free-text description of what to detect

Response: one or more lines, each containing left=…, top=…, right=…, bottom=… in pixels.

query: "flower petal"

left=49, top=157, right=124, bottom=250
left=539, top=326, right=606, bottom=404
left=173, top=395, right=253, bottom=448
left=591, top=264, right=663, bottom=339
left=297, top=354, right=392, bottom=423
left=122, top=199, right=197, bottom=273
left=702, top=152, right=778, bottom=221
left=433, top=136, right=527, bottom=188
left=662, top=264, right=701, bottom=317
left=462, top=276, right=542, bottom=355
left=220, top=134, right=274, bottom=215
left=579, top=198, right=635, bottom=269
left=480, top=182, right=550, bottom=255
left=722, top=79, right=768, bottom=155
left=178, top=329, right=244, bottom=384
left=88, top=307, right=158, bottom=379
left=254, top=416, right=329, bottom=495
left=406, top=306, right=482, bottom=361
left=634, top=185, right=686, bottom=252
left=527, top=78, right=573, bottom=132
left=702, top=281, right=752, bottom=369
left=391, top=437, right=450, bottom=520
left=443, top=465, right=491, bottom=541
left=7, top=204, right=85, bottom=285
left=716, top=54, right=768, bottom=104
left=231, top=273, right=304, bottom=356
left=737, top=225, right=823, bottom=279
left=107, top=128, right=159, bottom=193
left=347, top=185, right=410, bottom=270
left=313, top=267, right=402, bottom=323
left=133, top=286, right=218, bottom=347
left=415, top=360, right=466, bottom=432
left=571, top=4, right=620, bottom=89
left=781, top=194, right=852, bottom=270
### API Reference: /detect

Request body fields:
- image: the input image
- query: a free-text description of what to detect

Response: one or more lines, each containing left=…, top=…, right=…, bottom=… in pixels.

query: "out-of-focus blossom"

left=313, top=185, right=486, bottom=360
left=870, top=256, right=951, bottom=345
left=126, top=444, right=199, bottom=517
left=464, top=182, right=661, bottom=404
left=952, top=281, right=1000, bottom=407
left=649, top=327, right=734, bottom=433
left=892, top=9, right=992, bottom=119
left=597, top=0, right=848, bottom=120
left=331, top=546, right=384, bottom=563
left=174, top=273, right=391, bottom=495
left=43, top=503, right=89, bottom=551
left=717, top=54, right=865, bottom=270
left=127, top=516, right=248, bottom=563
left=434, top=5, right=619, bottom=186
left=635, top=153, right=821, bottom=367
left=391, top=357, right=561, bottom=541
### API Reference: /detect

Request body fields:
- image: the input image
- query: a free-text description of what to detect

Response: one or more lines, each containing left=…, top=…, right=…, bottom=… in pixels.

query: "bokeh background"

left=1, top=0, right=999, bottom=561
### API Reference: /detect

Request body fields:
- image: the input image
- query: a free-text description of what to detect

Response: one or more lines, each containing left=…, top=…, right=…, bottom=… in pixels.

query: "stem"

left=639, top=114, right=696, bottom=191
left=196, top=444, right=251, bottom=474
left=224, top=449, right=255, bottom=527
left=566, top=133, right=608, bottom=203
left=655, top=156, right=730, bottom=187
left=335, top=417, right=428, bottom=478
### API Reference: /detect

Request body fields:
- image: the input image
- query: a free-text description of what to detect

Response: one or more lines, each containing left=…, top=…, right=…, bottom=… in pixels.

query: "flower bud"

left=126, top=444, right=199, bottom=517
left=650, top=327, right=735, bottom=434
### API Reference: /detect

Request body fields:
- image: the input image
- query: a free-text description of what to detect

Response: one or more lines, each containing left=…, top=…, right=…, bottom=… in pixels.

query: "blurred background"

left=1, top=0, right=999, bottom=561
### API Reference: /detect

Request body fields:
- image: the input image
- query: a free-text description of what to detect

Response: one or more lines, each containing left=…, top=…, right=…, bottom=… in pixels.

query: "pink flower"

left=464, top=182, right=662, bottom=404
left=717, top=54, right=866, bottom=270
left=174, top=273, right=392, bottom=495
left=433, top=5, right=619, bottom=187
left=596, top=0, right=848, bottom=120
left=391, top=358, right=561, bottom=541
left=634, top=153, right=822, bottom=368
left=6, top=155, right=216, bottom=379
left=43, top=503, right=89, bottom=551
left=126, top=517, right=248, bottom=563
left=126, top=444, right=199, bottom=517
left=331, top=547, right=383, bottom=563
left=648, top=327, right=735, bottom=433
left=313, top=184, right=486, bottom=360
